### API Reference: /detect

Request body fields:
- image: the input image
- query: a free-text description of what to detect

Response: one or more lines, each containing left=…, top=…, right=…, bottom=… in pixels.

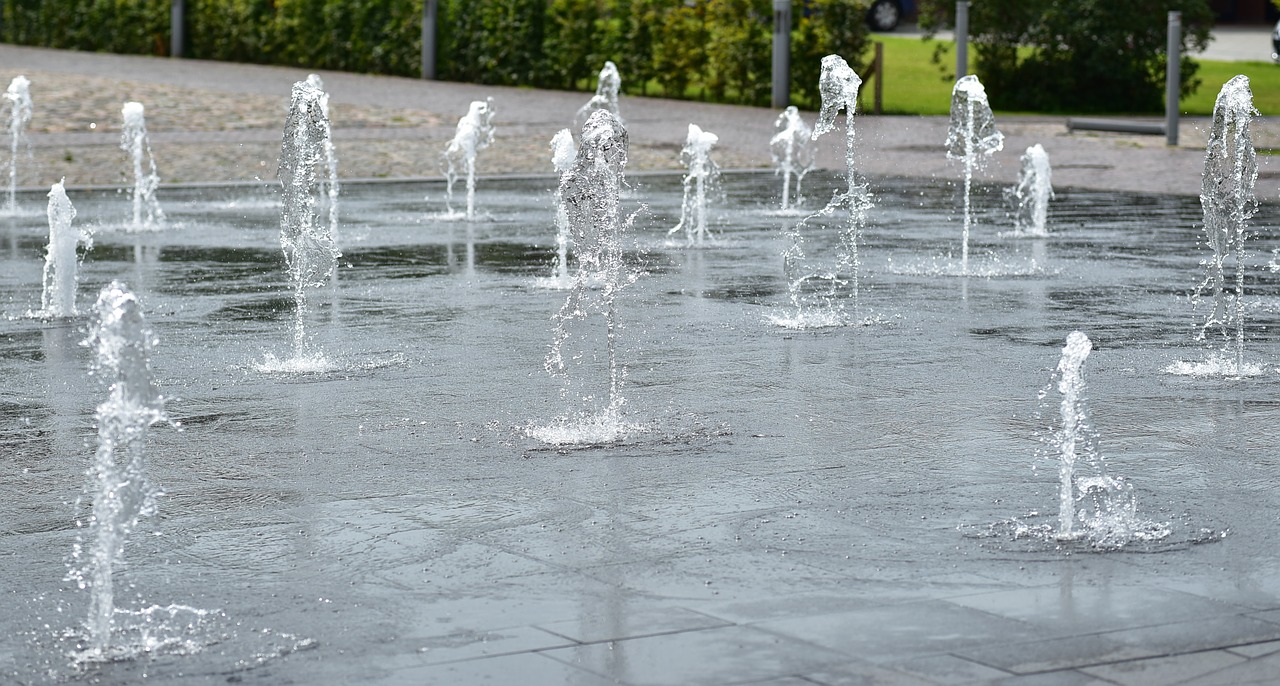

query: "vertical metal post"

left=772, top=0, right=792, bottom=108
left=873, top=41, right=883, bottom=115
left=955, top=0, right=969, bottom=77
left=1165, top=11, right=1181, bottom=146
left=170, top=0, right=185, bottom=58
left=422, top=0, right=438, bottom=79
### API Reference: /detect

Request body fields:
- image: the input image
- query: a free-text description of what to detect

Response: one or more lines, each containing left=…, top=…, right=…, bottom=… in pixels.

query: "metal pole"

left=772, top=0, right=792, bottom=108
left=170, top=0, right=185, bottom=58
left=955, top=1, right=969, bottom=77
left=1165, top=11, right=1181, bottom=146
left=422, top=0, right=438, bottom=79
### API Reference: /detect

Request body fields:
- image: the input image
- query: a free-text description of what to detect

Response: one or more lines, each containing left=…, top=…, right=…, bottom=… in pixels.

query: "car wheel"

left=867, top=0, right=901, bottom=32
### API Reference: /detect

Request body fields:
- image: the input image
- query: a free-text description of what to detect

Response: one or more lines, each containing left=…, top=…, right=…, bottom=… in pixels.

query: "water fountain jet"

left=442, top=98, right=495, bottom=220
left=1175, top=75, right=1259, bottom=377
left=573, top=61, right=622, bottom=135
left=1007, top=144, right=1053, bottom=236
left=541, top=128, right=577, bottom=289
left=3, top=75, right=32, bottom=214
left=770, top=106, right=814, bottom=212
left=120, top=102, right=165, bottom=231
left=772, top=54, right=871, bottom=328
left=945, top=75, right=1003, bottom=272
left=270, top=79, right=341, bottom=371
left=70, top=282, right=166, bottom=659
left=533, top=110, right=637, bottom=444
left=35, top=180, right=90, bottom=318
left=668, top=123, right=720, bottom=247
left=305, top=74, right=340, bottom=245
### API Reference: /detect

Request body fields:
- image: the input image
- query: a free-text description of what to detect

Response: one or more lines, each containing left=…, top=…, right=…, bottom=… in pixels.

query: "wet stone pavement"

left=0, top=45, right=1279, bottom=686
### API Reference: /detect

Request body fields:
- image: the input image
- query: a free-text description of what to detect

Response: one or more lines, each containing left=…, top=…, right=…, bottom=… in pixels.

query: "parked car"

left=1273, top=19, right=1280, bottom=62
left=867, top=0, right=916, bottom=32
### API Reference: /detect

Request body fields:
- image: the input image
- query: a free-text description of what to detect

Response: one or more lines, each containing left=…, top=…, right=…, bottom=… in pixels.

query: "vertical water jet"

left=945, top=75, right=1002, bottom=272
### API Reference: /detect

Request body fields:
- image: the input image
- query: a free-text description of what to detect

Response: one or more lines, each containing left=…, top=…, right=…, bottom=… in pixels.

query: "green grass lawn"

left=868, top=35, right=1280, bottom=116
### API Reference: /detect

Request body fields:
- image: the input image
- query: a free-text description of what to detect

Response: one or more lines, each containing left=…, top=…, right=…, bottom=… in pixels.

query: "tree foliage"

left=917, top=0, right=1213, bottom=113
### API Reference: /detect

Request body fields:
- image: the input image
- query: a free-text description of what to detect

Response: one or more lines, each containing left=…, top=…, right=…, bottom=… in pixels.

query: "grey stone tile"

left=886, top=653, right=1015, bottom=683
left=541, top=625, right=848, bottom=686
left=948, top=585, right=1249, bottom=635
left=1079, top=650, right=1245, bottom=685
left=953, top=633, right=1148, bottom=674
left=387, top=651, right=617, bottom=685
left=989, top=671, right=1113, bottom=686
left=405, top=624, right=576, bottom=665
left=755, top=599, right=1052, bottom=664
left=797, top=662, right=937, bottom=685
left=536, top=606, right=730, bottom=643
left=1103, top=615, right=1280, bottom=656
left=1180, top=648, right=1280, bottom=685
left=1226, top=639, right=1280, bottom=658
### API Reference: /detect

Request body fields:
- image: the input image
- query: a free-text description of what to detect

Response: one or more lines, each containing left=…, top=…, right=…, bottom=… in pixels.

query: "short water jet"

left=770, top=106, right=814, bottom=212
left=36, top=180, right=90, bottom=318
left=305, top=74, right=340, bottom=245
left=1037, top=331, right=1169, bottom=549
left=667, top=123, right=720, bottom=247
left=541, top=128, right=577, bottom=289
left=945, top=75, right=1003, bottom=273
left=120, top=102, right=165, bottom=231
left=1007, top=144, right=1053, bottom=236
left=442, top=97, right=495, bottom=220
left=3, top=75, right=32, bottom=214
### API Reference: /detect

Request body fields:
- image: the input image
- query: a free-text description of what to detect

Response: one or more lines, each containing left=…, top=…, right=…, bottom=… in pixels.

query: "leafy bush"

left=0, top=0, right=872, bottom=109
left=917, top=0, right=1213, bottom=113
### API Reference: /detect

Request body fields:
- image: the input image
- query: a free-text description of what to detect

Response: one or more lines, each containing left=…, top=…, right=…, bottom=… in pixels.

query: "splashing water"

left=573, top=61, right=622, bottom=135
left=1179, top=75, right=1259, bottom=378
left=945, top=75, right=1003, bottom=273
left=542, top=128, right=577, bottom=288
left=36, top=180, right=91, bottom=318
left=69, top=282, right=167, bottom=659
left=532, top=110, right=640, bottom=445
left=272, top=79, right=341, bottom=370
left=442, top=97, right=495, bottom=220
left=770, top=106, right=814, bottom=211
left=3, top=75, right=32, bottom=214
left=772, top=54, right=872, bottom=329
left=1007, top=144, right=1053, bottom=236
left=1035, top=331, right=1169, bottom=549
left=667, top=123, right=720, bottom=246
left=305, top=74, right=340, bottom=245
left=120, top=102, right=165, bottom=231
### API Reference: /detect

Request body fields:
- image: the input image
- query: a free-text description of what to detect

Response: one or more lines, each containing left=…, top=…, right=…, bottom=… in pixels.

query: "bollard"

left=772, top=0, right=792, bottom=108
left=955, top=1, right=969, bottom=77
left=1166, top=11, right=1181, bottom=146
left=422, top=0, right=438, bottom=80
left=171, top=0, right=185, bottom=58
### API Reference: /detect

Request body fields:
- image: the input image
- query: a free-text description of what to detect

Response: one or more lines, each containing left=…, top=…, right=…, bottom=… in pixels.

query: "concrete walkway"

left=0, top=43, right=1276, bottom=201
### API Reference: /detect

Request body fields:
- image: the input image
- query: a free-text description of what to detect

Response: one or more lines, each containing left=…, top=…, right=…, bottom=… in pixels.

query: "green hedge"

left=0, top=0, right=870, bottom=108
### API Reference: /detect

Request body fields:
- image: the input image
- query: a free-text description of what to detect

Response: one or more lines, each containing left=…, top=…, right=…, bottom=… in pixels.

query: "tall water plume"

left=534, top=110, right=637, bottom=444
left=3, top=75, right=32, bottom=214
left=945, top=75, right=1003, bottom=273
left=1037, top=331, right=1168, bottom=548
left=70, top=282, right=166, bottom=658
left=37, top=180, right=90, bottom=318
left=1008, top=144, right=1053, bottom=236
left=276, top=79, right=340, bottom=368
left=120, top=102, right=165, bottom=230
left=668, top=123, right=720, bottom=246
left=442, top=97, right=495, bottom=220
left=773, top=54, right=871, bottom=328
left=573, top=61, right=622, bottom=135
left=1195, top=75, right=1258, bottom=375
left=770, top=106, right=814, bottom=211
